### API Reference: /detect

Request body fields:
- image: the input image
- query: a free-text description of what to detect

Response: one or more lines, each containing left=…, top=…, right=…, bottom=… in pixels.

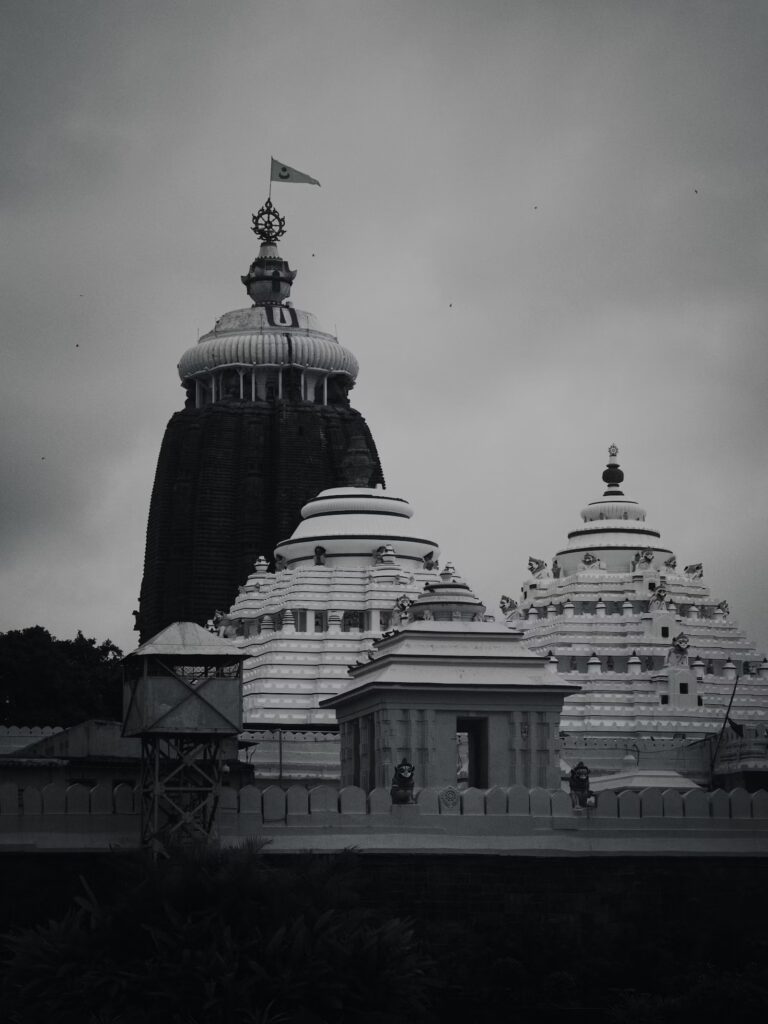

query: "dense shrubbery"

left=3, top=848, right=768, bottom=1023
left=1, top=847, right=433, bottom=1024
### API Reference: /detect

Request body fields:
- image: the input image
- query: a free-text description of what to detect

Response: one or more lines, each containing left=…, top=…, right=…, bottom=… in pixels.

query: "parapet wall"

left=2, top=780, right=768, bottom=854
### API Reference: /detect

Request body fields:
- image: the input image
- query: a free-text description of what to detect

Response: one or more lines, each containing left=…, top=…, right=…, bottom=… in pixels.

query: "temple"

left=216, top=483, right=443, bottom=774
left=508, top=446, right=768, bottom=788
left=137, top=199, right=384, bottom=640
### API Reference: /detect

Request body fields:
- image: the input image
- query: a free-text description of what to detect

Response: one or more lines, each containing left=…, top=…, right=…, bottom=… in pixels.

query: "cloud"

left=0, top=0, right=766, bottom=655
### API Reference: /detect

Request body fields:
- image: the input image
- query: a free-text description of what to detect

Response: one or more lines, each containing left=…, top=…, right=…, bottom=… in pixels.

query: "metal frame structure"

left=139, top=734, right=228, bottom=851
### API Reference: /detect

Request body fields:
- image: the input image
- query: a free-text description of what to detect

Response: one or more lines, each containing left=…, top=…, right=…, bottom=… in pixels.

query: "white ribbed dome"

left=581, top=498, right=646, bottom=522
left=553, top=448, right=672, bottom=574
left=301, top=488, right=412, bottom=520
left=177, top=306, right=359, bottom=381
left=275, top=488, right=439, bottom=567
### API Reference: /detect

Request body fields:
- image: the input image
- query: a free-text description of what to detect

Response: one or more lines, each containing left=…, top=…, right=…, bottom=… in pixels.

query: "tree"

left=0, top=627, right=123, bottom=727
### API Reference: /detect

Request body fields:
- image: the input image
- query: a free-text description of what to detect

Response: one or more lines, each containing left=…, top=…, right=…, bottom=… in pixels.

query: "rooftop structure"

left=325, top=580, right=577, bottom=792
left=222, top=485, right=443, bottom=729
left=508, top=447, right=768, bottom=786
left=138, top=200, right=384, bottom=641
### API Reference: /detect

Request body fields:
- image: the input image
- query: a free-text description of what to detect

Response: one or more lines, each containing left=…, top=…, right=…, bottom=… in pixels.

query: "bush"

left=1, top=847, right=435, bottom=1024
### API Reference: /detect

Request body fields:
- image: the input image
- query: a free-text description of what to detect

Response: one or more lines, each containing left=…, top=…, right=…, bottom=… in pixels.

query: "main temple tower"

left=138, top=199, right=384, bottom=640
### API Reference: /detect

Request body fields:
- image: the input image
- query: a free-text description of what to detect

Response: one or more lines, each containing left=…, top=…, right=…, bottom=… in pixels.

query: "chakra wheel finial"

left=608, top=443, right=619, bottom=458
left=251, top=198, right=286, bottom=243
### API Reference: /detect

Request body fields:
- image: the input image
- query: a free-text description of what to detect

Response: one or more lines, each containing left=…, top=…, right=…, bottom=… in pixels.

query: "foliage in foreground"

left=1, top=846, right=433, bottom=1024
left=3, top=846, right=768, bottom=1023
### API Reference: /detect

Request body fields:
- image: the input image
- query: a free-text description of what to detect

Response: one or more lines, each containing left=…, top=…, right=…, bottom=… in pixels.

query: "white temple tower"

left=507, top=446, right=768, bottom=787
left=220, top=485, right=443, bottom=778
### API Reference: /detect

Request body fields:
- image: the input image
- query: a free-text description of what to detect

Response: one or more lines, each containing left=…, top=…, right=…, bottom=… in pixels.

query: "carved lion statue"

left=684, top=563, right=703, bottom=579
left=528, top=557, right=549, bottom=578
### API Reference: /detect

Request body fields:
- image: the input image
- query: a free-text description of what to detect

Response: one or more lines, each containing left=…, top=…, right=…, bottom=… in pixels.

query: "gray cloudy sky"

left=1, top=0, right=767, bottom=657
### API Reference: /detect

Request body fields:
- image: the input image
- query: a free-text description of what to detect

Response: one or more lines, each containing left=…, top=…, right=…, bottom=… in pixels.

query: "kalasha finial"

left=602, top=444, right=624, bottom=490
left=251, top=198, right=286, bottom=243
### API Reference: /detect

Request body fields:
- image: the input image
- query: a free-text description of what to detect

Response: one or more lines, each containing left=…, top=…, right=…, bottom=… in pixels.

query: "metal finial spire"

left=602, top=444, right=624, bottom=491
left=251, top=198, right=286, bottom=243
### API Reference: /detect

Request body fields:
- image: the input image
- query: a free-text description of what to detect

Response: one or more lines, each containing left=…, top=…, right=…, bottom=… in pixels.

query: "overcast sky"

left=1, top=0, right=767, bottom=658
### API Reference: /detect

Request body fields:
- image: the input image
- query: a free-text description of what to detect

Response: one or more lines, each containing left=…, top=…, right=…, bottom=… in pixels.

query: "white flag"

left=270, top=158, right=320, bottom=186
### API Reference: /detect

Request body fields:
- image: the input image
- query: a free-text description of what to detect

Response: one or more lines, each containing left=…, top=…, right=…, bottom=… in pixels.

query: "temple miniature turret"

left=505, top=446, right=768, bottom=789
left=138, top=200, right=384, bottom=641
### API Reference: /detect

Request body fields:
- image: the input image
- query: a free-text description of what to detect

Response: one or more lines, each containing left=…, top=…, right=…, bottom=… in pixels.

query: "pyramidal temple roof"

left=222, top=485, right=443, bottom=726
left=504, top=447, right=768, bottom=781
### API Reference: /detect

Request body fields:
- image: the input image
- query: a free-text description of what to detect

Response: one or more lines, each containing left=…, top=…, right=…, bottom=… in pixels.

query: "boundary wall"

left=2, top=780, right=768, bottom=854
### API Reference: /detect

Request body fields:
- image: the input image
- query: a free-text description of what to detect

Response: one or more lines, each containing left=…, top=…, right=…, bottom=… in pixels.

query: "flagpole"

left=709, top=672, right=740, bottom=784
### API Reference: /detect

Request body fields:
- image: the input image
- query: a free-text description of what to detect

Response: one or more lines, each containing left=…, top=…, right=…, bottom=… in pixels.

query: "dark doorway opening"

left=457, top=717, right=489, bottom=789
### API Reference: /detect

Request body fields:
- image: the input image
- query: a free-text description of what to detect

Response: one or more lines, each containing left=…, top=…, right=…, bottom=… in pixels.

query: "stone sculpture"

left=422, top=550, right=439, bottom=570
left=528, top=557, right=549, bottom=578
left=684, top=563, right=704, bottom=579
left=390, top=758, right=416, bottom=804
left=667, top=632, right=691, bottom=667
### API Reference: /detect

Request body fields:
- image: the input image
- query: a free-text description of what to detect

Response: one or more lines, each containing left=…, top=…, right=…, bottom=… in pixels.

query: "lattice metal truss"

left=140, top=735, right=227, bottom=854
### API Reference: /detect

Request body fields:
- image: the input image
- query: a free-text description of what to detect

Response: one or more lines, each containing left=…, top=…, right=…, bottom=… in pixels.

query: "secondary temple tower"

left=138, top=199, right=384, bottom=640
left=505, top=446, right=768, bottom=786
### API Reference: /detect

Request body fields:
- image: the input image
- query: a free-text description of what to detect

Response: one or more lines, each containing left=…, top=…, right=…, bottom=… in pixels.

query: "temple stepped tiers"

left=138, top=201, right=383, bottom=640
left=507, top=447, right=768, bottom=788
left=222, top=487, right=442, bottom=728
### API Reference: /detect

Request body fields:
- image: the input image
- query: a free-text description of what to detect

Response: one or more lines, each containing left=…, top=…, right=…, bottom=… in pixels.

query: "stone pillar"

left=278, top=368, right=283, bottom=399
left=306, top=609, right=316, bottom=633
left=564, top=601, right=574, bottom=619
left=588, top=652, right=602, bottom=674
left=692, top=657, right=705, bottom=680
left=251, top=370, right=256, bottom=401
left=547, top=603, right=557, bottom=618
left=628, top=651, right=642, bottom=675
left=327, top=609, right=342, bottom=634
left=323, top=376, right=328, bottom=405
left=369, top=609, right=381, bottom=633
left=724, top=660, right=737, bottom=683
left=195, top=380, right=201, bottom=407
left=528, top=606, right=539, bottom=622
left=688, top=604, right=699, bottom=621
left=261, top=615, right=274, bottom=635
left=238, top=369, right=245, bottom=399
left=282, top=609, right=295, bottom=634
left=622, top=598, right=634, bottom=616
left=596, top=600, right=606, bottom=618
